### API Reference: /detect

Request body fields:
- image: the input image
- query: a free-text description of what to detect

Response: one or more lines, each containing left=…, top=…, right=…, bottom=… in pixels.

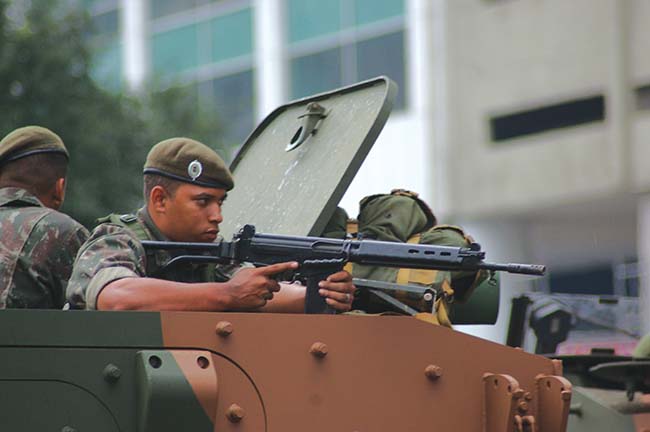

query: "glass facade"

left=287, top=0, right=406, bottom=109
left=354, top=0, right=403, bottom=26
left=152, top=24, right=199, bottom=77
left=210, top=9, right=253, bottom=63
left=149, top=0, right=254, bottom=148
left=291, top=48, right=342, bottom=98
left=86, top=2, right=122, bottom=91
left=150, top=0, right=216, bottom=19
left=81, top=0, right=406, bottom=148
left=288, top=0, right=340, bottom=43
left=200, top=70, right=255, bottom=150
left=91, top=40, right=122, bottom=90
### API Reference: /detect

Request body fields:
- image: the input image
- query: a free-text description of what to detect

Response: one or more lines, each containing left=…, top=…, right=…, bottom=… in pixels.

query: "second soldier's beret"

left=0, top=126, right=68, bottom=165
left=143, top=137, right=234, bottom=190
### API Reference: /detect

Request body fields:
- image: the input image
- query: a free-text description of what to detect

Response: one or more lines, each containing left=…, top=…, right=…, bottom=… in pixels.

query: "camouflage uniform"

left=0, top=187, right=89, bottom=309
left=67, top=208, right=237, bottom=310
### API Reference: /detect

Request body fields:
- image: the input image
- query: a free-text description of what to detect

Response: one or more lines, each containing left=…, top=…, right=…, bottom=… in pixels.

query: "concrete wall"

left=439, top=0, right=647, bottom=342
left=529, top=207, right=637, bottom=272
left=445, top=0, right=627, bottom=217
left=631, top=0, right=650, bottom=192
left=456, top=205, right=637, bottom=343
left=454, top=219, right=533, bottom=343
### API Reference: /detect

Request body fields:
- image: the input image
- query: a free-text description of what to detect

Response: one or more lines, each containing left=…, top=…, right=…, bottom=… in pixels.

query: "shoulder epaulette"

left=95, top=213, right=149, bottom=240
left=119, top=214, right=137, bottom=224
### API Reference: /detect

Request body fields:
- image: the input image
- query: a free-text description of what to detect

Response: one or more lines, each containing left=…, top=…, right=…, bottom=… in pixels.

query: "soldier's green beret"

left=0, top=126, right=68, bottom=165
left=143, top=137, right=234, bottom=190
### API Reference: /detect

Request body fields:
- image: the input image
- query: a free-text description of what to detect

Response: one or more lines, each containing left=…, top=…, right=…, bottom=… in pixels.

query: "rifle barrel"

left=480, top=262, right=546, bottom=276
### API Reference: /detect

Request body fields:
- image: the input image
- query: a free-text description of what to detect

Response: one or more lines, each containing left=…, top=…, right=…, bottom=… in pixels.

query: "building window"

left=149, top=0, right=254, bottom=148
left=210, top=8, right=253, bottom=62
left=286, top=0, right=406, bottom=110
left=85, top=1, right=122, bottom=91
left=490, top=95, right=605, bottom=142
left=291, top=48, right=342, bottom=98
left=635, top=84, right=650, bottom=111
left=150, top=0, right=216, bottom=19
left=288, top=0, right=340, bottom=42
left=547, top=261, right=638, bottom=297
left=549, top=265, right=614, bottom=296
left=199, top=70, right=254, bottom=153
left=152, top=24, right=199, bottom=77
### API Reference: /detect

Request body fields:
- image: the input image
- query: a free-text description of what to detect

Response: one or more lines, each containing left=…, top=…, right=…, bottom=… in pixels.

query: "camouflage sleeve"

left=67, top=224, right=147, bottom=310
left=45, top=219, right=89, bottom=308
left=5, top=213, right=89, bottom=309
left=214, top=262, right=253, bottom=282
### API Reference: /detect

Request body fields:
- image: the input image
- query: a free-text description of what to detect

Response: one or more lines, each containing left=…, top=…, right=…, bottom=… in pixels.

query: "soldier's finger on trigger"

left=259, top=261, right=298, bottom=275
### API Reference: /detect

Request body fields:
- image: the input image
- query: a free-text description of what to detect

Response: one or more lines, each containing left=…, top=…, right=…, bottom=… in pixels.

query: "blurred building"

left=84, top=0, right=407, bottom=153
left=83, top=0, right=648, bottom=344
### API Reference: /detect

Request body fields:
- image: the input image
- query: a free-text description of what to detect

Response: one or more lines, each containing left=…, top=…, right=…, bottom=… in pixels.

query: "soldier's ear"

left=149, top=185, right=169, bottom=214
left=52, top=177, right=66, bottom=210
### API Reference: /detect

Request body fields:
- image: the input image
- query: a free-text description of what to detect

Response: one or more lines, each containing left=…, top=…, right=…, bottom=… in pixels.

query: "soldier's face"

left=162, top=183, right=227, bottom=242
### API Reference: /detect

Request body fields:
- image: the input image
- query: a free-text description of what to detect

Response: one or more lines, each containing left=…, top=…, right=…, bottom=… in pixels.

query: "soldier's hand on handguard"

left=226, top=261, right=299, bottom=310
left=319, top=270, right=356, bottom=312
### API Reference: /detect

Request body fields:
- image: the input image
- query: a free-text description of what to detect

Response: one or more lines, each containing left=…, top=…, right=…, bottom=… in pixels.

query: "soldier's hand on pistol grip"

left=318, top=270, right=356, bottom=312
left=226, top=261, right=299, bottom=310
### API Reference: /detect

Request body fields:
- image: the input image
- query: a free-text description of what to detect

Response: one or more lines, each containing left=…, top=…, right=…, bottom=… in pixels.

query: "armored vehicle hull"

left=559, top=355, right=650, bottom=431
left=568, top=386, right=650, bottom=431
left=0, top=310, right=570, bottom=431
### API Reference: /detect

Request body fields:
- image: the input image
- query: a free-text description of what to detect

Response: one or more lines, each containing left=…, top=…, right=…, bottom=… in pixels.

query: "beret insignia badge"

left=188, top=160, right=203, bottom=181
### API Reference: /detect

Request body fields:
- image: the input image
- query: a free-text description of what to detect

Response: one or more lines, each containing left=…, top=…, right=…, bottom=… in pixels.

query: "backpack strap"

left=396, top=233, right=454, bottom=328
left=396, top=234, right=439, bottom=285
left=345, top=218, right=453, bottom=327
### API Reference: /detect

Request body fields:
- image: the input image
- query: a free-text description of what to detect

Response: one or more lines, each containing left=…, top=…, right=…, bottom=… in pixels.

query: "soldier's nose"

left=209, top=208, right=223, bottom=224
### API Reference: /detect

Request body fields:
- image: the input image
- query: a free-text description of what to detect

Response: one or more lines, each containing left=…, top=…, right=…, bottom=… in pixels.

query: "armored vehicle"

left=559, top=353, right=650, bottom=431
left=507, top=292, right=649, bottom=431
left=0, top=77, right=572, bottom=431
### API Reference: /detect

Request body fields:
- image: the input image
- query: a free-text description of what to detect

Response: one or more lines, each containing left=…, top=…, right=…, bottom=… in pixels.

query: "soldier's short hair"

left=143, top=173, right=183, bottom=202
left=0, top=153, right=68, bottom=197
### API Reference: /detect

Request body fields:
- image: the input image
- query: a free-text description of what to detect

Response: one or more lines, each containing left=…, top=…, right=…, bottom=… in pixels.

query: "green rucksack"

left=323, top=190, right=490, bottom=326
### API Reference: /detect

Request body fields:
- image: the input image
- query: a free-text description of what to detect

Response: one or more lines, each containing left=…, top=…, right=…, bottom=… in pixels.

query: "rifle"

left=141, top=224, right=545, bottom=314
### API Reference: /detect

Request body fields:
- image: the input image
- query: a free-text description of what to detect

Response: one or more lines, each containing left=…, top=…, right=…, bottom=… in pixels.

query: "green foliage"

left=0, top=0, right=225, bottom=227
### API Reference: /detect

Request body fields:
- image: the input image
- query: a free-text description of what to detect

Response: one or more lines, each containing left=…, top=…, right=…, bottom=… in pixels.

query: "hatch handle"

left=286, top=102, right=328, bottom=151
